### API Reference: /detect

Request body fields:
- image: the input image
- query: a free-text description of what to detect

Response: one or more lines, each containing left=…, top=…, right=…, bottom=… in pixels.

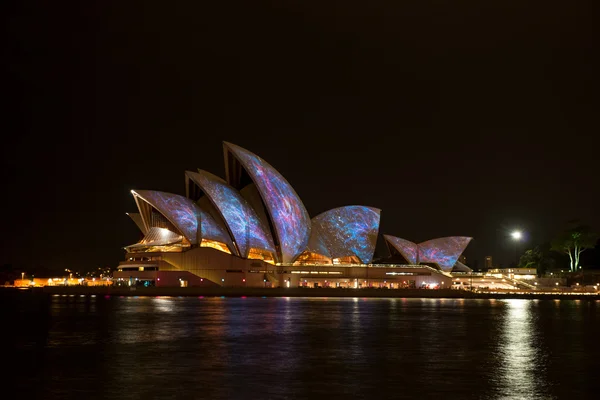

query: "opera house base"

left=115, top=247, right=454, bottom=290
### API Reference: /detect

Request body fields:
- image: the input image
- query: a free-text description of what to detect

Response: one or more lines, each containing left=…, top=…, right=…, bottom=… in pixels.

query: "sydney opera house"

left=114, top=142, right=472, bottom=289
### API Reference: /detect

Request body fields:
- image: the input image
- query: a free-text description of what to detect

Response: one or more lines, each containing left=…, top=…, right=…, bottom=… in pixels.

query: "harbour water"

left=4, top=291, right=600, bottom=399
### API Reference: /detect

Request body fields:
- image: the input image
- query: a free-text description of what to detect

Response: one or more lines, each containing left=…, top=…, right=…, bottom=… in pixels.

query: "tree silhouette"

left=551, top=222, right=599, bottom=272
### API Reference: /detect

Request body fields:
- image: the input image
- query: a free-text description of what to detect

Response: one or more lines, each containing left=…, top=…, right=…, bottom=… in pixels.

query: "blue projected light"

left=305, top=228, right=332, bottom=258
left=132, top=190, right=233, bottom=249
left=224, top=142, right=311, bottom=264
left=197, top=206, right=235, bottom=250
left=383, top=235, right=418, bottom=264
left=383, top=235, right=472, bottom=271
left=418, top=237, right=472, bottom=270
left=311, top=206, right=381, bottom=264
left=129, top=143, right=473, bottom=271
left=186, top=170, right=276, bottom=258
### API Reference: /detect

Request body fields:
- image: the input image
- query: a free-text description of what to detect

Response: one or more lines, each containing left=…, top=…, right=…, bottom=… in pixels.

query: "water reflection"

left=152, top=297, right=175, bottom=313
left=497, top=299, right=549, bottom=400
left=5, top=294, right=600, bottom=400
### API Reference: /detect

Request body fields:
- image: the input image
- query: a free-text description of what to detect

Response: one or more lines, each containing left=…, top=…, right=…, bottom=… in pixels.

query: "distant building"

left=485, top=256, right=493, bottom=269
left=14, top=278, right=112, bottom=287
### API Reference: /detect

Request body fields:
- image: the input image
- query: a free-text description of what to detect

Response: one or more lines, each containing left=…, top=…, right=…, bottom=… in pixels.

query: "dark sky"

left=2, top=1, right=598, bottom=273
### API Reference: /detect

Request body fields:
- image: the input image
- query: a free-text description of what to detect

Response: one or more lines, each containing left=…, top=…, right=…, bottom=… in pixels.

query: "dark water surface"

left=4, top=292, right=600, bottom=399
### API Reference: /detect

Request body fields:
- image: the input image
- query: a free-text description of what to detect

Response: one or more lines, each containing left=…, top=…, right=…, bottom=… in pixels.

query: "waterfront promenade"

left=3, top=286, right=598, bottom=300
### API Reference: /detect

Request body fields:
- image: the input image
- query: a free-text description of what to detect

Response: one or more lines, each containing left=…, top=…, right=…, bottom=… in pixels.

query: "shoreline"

left=3, top=286, right=599, bottom=300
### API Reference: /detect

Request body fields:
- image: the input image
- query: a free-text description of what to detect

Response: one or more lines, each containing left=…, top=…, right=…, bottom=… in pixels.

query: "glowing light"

left=384, top=235, right=418, bottom=264
left=224, top=142, right=311, bottom=263
left=186, top=170, right=275, bottom=258
left=160, top=228, right=171, bottom=237
left=305, top=228, right=332, bottom=258
left=384, top=235, right=472, bottom=271
left=131, top=190, right=233, bottom=249
left=511, top=231, right=522, bottom=240
left=418, top=237, right=473, bottom=270
left=312, top=206, right=381, bottom=264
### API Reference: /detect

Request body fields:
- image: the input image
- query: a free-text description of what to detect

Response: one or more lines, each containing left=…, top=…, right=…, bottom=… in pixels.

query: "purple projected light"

left=132, top=190, right=233, bottom=249
left=312, top=206, right=381, bottom=264
left=305, top=228, right=332, bottom=258
left=197, top=206, right=235, bottom=251
left=186, top=171, right=276, bottom=258
left=224, top=142, right=311, bottom=263
left=383, top=235, right=418, bottom=264
left=418, top=237, right=473, bottom=270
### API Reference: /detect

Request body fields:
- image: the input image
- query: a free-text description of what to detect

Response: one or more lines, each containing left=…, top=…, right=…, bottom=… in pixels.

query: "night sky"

left=3, top=1, right=598, bottom=273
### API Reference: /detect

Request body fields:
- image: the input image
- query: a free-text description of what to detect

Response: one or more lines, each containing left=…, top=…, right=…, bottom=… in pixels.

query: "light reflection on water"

left=498, top=299, right=547, bottom=399
left=4, top=294, right=600, bottom=399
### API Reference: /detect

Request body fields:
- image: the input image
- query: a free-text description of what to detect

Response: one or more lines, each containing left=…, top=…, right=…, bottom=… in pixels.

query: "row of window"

left=118, top=267, right=158, bottom=272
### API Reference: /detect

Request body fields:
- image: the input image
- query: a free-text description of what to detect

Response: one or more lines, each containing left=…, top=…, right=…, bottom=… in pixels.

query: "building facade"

left=485, top=256, right=493, bottom=269
left=115, top=142, right=472, bottom=288
left=487, top=268, right=537, bottom=280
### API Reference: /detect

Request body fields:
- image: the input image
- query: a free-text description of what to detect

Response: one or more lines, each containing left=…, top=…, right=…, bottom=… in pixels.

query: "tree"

left=519, top=247, right=543, bottom=268
left=551, top=224, right=599, bottom=272
left=518, top=245, right=556, bottom=276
